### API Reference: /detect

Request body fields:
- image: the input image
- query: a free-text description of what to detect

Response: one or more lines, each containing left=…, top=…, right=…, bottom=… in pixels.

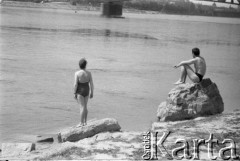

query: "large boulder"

left=1, top=143, right=35, bottom=157
left=157, top=78, right=224, bottom=121
left=58, top=118, right=121, bottom=142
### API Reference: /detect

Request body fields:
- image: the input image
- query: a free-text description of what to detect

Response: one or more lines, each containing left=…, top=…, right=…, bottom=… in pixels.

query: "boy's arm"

left=174, top=58, right=196, bottom=68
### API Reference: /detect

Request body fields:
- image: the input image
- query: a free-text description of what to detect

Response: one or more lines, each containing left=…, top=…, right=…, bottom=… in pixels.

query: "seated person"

left=174, top=48, right=206, bottom=85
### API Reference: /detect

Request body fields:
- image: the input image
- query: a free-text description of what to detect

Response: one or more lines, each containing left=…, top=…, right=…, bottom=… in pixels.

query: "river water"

left=0, top=6, right=240, bottom=143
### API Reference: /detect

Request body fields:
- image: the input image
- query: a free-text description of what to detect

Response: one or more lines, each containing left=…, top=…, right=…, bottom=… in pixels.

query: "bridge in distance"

left=195, top=0, right=240, bottom=5
left=105, top=0, right=240, bottom=5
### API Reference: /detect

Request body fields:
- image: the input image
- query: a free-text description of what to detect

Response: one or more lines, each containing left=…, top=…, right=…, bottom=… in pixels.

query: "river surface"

left=0, top=6, right=240, bottom=143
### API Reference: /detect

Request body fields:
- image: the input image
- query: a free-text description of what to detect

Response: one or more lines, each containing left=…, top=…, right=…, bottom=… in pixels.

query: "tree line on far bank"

left=6, top=0, right=240, bottom=17
left=123, top=0, right=240, bottom=17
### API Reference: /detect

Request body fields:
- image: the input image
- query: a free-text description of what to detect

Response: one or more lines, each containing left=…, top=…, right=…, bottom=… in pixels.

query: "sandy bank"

left=1, top=111, right=239, bottom=160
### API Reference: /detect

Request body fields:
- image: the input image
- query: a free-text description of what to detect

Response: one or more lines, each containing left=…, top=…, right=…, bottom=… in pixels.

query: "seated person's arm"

left=175, top=59, right=196, bottom=68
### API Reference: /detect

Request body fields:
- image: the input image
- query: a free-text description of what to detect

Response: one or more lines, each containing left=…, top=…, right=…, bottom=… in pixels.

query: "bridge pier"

left=101, top=0, right=124, bottom=18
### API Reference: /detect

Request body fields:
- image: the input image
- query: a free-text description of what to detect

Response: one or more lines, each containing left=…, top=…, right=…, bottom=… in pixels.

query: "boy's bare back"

left=194, top=56, right=206, bottom=76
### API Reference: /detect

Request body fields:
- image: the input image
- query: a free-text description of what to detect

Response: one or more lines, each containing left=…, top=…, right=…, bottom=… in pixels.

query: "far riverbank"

left=1, top=0, right=240, bottom=18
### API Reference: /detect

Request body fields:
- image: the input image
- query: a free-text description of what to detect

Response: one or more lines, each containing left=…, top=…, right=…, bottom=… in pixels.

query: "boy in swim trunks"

left=174, top=48, right=206, bottom=85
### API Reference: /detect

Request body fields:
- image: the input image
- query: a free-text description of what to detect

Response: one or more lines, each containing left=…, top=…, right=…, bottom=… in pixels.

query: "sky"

left=189, top=0, right=240, bottom=8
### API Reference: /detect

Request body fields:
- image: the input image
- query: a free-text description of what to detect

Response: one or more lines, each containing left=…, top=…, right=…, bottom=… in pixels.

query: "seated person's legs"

left=174, top=65, right=187, bottom=85
left=174, top=65, right=199, bottom=85
left=184, top=65, right=200, bottom=83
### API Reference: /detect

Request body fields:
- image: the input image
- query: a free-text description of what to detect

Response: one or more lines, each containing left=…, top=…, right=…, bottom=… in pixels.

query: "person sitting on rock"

left=174, top=48, right=206, bottom=85
left=74, top=58, right=94, bottom=127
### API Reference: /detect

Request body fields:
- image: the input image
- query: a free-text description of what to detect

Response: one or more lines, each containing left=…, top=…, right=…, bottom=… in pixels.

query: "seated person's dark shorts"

left=195, top=73, right=203, bottom=82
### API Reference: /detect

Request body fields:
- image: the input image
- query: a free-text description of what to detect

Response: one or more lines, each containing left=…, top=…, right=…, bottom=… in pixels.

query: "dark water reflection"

left=1, top=26, right=158, bottom=40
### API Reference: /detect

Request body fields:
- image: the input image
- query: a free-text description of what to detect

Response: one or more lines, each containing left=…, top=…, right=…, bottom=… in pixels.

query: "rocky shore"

left=1, top=111, right=239, bottom=160
left=1, top=79, right=239, bottom=160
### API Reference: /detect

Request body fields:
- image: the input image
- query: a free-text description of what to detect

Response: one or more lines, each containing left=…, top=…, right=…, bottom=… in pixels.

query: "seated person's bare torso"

left=194, top=56, right=206, bottom=76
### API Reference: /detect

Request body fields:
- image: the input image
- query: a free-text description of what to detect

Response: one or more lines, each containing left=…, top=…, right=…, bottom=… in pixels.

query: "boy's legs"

left=174, top=65, right=199, bottom=84
left=184, top=65, right=199, bottom=83
left=174, top=65, right=187, bottom=85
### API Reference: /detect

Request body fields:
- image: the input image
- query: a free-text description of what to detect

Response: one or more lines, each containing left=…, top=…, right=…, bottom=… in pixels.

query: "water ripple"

left=1, top=26, right=158, bottom=40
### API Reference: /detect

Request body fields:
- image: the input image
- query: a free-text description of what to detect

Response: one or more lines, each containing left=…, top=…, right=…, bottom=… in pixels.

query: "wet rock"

left=152, top=112, right=240, bottom=160
left=36, top=136, right=54, bottom=143
left=1, top=143, right=35, bottom=157
left=58, top=118, right=121, bottom=142
left=157, top=78, right=224, bottom=121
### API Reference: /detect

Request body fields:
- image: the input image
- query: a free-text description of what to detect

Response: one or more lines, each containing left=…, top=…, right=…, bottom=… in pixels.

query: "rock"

left=35, top=131, right=143, bottom=160
left=151, top=112, right=240, bottom=160
left=157, top=78, right=224, bottom=121
left=36, top=136, right=54, bottom=143
left=58, top=118, right=121, bottom=142
left=1, top=143, right=35, bottom=157
left=1, top=113, right=238, bottom=160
